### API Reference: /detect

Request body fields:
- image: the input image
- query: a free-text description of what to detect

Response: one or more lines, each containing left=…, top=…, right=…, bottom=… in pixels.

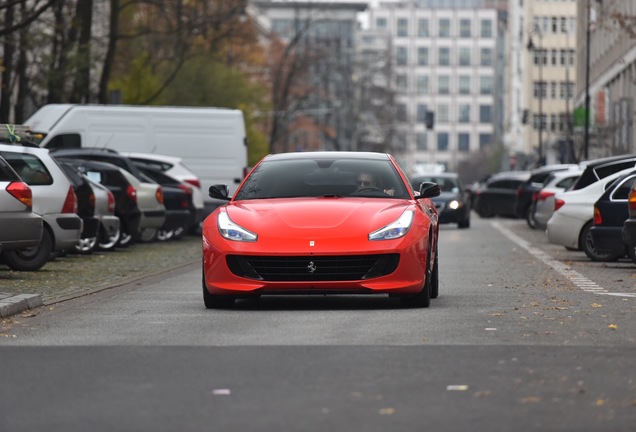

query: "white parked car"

left=121, top=152, right=204, bottom=232
left=86, top=177, right=121, bottom=252
left=546, top=166, right=636, bottom=260
left=532, top=168, right=582, bottom=229
left=0, top=143, right=82, bottom=270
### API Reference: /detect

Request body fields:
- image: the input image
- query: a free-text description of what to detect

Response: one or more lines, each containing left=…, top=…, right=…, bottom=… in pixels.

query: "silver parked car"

left=0, top=155, right=43, bottom=257
left=0, top=143, right=83, bottom=271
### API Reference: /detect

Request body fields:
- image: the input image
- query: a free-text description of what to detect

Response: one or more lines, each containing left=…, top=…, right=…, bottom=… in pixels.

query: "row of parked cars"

left=0, top=126, right=206, bottom=271
left=470, top=154, right=636, bottom=264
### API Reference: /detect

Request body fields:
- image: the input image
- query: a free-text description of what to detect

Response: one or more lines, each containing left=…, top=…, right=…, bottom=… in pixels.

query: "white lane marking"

left=490, top=221, right=623, bottom=296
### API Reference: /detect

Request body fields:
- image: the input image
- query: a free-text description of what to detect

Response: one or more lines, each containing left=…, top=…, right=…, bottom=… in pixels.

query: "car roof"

left=411, top=172, right=458, bottom=179
left=264, top=151, right=392, bottom=162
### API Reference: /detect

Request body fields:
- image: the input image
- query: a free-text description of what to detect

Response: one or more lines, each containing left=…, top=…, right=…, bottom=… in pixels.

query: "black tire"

left=74, top=236, right=97, bottom=255
left=580, top=222, right=621, bottom=262
left=526, top=203, right=539, bottom=229
left=2, top=229, right=53, bottom=271
left=118, top=230, right=134, bottom=247
left=202, top=270, right=235, bottom=309
left=98, top=224, right=121, bottom=251
left=401, top=250, right=432, bottom=308
left=627, top=244, right=636, bottom=265
left=458, top=214, right=470, bottom=229
left=430, top=249, right=439, bottom=299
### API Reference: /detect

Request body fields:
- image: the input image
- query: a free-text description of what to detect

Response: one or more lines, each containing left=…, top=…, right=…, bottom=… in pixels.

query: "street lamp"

left=527, top=27, right=544, bottom=165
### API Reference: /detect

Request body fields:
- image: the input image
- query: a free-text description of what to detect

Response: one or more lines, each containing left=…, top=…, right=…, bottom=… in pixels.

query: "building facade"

left=576, top=0, right=636, bottom=159
left=368, top=0, right=503, bottom=174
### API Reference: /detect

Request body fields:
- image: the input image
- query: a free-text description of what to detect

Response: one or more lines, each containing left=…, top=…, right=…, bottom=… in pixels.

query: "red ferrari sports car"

left=202, top=151, right=440, bottom=308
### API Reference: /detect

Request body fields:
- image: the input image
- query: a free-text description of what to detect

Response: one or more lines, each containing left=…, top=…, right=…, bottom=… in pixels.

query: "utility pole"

left=583, top=0, right=591, bottom=160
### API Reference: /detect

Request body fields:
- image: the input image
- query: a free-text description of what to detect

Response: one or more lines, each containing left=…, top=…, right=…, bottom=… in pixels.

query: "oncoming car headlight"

left=369, top=210, right=414, bottom=241
left=448, top=200, right=460, bottom=210
left=218, top=211, right=257, bottom=242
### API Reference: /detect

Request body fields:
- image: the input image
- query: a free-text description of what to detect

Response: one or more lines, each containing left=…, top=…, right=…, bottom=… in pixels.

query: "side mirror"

left=418, top=181, right=441, bottom=199
left=209, top=184, right=231, bottom=200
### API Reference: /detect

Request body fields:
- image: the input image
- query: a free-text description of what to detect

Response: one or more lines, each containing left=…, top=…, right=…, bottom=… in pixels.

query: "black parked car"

left=410, top=172, right=470, bottom=228
left=514, top=164, right=577, bottom=228
left=590, top=170, right=636, bottom=263
left=571, top=154, right=636, bottom=191
left=473, top=171, right=530, bottom=218
left=134, top=163, right=194, bottom=240
left=57, top=158, right=142, bottom=248
left=58, top=161, right=99, bottom=254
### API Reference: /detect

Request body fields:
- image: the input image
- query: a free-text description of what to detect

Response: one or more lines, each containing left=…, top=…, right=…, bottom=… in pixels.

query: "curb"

left=0, top=293, right=43, bottom=319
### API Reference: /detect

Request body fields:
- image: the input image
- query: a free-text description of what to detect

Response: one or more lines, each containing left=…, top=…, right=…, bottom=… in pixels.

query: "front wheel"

left=2, top=229, right=53, bottom=271
left=526, top=203, right=539, bottom=229
left=626, top=244, right=636, bottom=265
left=202, top=271, right=235, bottom=309
left=430, top=250, right=439, bottom=299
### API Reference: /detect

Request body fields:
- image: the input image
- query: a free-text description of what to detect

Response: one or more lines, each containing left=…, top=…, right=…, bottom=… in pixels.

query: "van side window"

left=47, top=133, right=81, bottom=149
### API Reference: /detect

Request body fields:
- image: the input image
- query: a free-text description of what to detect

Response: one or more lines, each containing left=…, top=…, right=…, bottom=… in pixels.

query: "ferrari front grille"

left=226, top=254, right=400, bottom=281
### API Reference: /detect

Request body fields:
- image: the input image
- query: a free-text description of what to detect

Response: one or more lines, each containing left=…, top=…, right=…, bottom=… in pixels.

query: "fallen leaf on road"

left=595, top=399, right=605, bottom=406
left=591, top=303, right=602, bottom=308
left=608, top=324, right=618, bottom=330
left=447, top=385, right=469, bottom=391
left=520, top=397, right=541, bottom=404
left=379, top=408, right=395, bottom=415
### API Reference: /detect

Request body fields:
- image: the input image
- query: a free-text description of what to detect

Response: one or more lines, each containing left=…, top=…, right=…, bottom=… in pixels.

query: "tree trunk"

left=15, top=0, right=29, bottom=122
left=0, top=3, right=15, bottom=122
left=98, top=0, right=119, bottom=104
left=70, top=0, right=93, bottom=103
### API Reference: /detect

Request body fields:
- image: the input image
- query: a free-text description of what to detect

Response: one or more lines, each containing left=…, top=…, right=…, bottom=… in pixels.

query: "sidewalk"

left=0, top=235, right=201, bottom=318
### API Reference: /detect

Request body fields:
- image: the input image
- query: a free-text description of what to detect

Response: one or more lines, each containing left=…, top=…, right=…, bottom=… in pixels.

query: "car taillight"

left=531, top=191, right=538, bottom=202
left=184, top=178, right=201, bottom=189
left=89, top=191, right=96, bottom=211
left=155, top=187, right=164, bottom=205
left=537, top=190, right=555, bottom=202
left=516, top=187, right=523, bottom=197
left=61, top=185, right=78, bottom=214
left=7, top=181, right=33, bottom=208
left=126, top=185, right=137, bottom=203
left=554, top=198, right=565, bottom=212
left=593, top=207, right=602, bottom=225
left=629, top=189, right=636, bottom=211
left=107, top=190, right=116, bottom=213
left=178, top=183, right=193, bottom=196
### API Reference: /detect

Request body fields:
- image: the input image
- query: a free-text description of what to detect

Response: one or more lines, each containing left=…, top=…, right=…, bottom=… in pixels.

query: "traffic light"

left=425, top=111, right=434, bottom=129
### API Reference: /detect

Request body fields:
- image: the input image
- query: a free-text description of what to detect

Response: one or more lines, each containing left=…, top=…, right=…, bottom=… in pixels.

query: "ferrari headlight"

left=218, top=212, right=257, bottom=242
left=448, top=200, right=460, bottom=210
left=369, top=210, right=414, bottom=241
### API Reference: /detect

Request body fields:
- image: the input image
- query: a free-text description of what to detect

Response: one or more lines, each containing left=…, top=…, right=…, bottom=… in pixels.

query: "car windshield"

left=234, top=157, right=409, bottom=200
left=411, top=176, right=459, bottom=193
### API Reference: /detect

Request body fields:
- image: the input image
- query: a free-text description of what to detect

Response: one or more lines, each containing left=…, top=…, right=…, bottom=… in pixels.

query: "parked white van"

left=25, top=104, right=248, bottom=216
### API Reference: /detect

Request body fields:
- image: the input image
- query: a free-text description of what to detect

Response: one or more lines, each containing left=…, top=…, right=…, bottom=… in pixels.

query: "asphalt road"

left=1, top=216, right=636, bottom=431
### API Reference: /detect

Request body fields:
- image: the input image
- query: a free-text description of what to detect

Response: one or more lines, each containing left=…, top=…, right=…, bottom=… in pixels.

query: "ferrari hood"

left=225, top=198, right=411, bottom=244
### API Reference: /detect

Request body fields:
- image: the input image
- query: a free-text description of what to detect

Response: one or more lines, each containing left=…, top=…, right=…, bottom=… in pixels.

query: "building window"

left=396, top=47, right=408, bottom=66
left=438, top=18, right=450, bottom=37
left=417, top=18, right=429, bottom=37
left=438, top=75, right=450, bottom=94
left=480, top=48, right=493, bottom=66
left=417, top=47, right=429, bottom=66
left=458, top=133, right=470, bottom=152
left=437, top=132, right=449, bottom=151
left=533, top=81, right=547, bottom=98
left=396, top=74, right=408, bottom=93
left=479, top=133, right=492, bottom=149
left=479, top=76, right=493, bottom=95
left=458, top=76, right=471, bottom=95
left=459, top=47, right=471, bottom=66
left=416, top=132, right=428, bottom=150
left=479, top=105, right=492, bottom=123
left=438, top=47, right=450, bottom=66
left=459, top=19, right=471, bottom=37
left=417, top=104, right=428, bottom=123
left=480, top=19, right=492, bottom=38
left=416, top=75, right=429, bottom=94
left=396, top=103, right=407, bottom=122
left=396, top=131, right=407, bottom=150
left=458, top=104, right=471, bottom=123
left=376, top=17, right=387, bottom=28
left=437, top=103, right=449, bottom=123
left=397, top=18, right=408, bottom=37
